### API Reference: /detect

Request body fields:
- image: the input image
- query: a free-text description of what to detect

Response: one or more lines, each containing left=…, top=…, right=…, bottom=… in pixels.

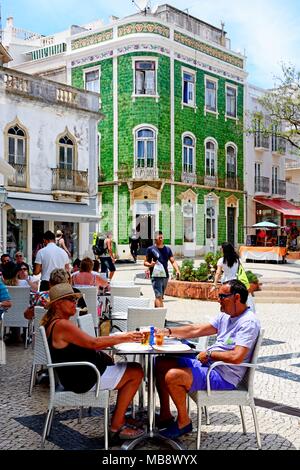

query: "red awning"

left=254, top=197, right=300, bottom=218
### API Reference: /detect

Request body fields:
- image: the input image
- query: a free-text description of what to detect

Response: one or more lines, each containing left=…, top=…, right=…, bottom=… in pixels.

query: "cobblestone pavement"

left=0, top=261, right=299, bottom=451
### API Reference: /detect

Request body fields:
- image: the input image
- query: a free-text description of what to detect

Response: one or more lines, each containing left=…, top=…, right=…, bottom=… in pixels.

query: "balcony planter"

left=165, top=280, right=219, bottom=301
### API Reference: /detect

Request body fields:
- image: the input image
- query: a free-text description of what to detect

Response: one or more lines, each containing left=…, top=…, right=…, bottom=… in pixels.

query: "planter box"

left=165, top=280, right=219, bottom=301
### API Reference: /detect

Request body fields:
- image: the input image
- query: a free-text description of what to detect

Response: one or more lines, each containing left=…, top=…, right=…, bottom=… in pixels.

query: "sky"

left=2, top=0, right=300, bottom=88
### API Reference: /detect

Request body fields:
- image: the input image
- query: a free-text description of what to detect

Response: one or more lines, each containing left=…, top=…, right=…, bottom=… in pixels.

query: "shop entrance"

left=134, top=201, right=156, bottom=255
left=32, top=220, right=45, bottom=263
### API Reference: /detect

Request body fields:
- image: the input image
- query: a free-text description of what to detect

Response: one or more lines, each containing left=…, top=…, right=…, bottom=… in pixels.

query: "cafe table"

left=112, top=337, right=193, bottom=450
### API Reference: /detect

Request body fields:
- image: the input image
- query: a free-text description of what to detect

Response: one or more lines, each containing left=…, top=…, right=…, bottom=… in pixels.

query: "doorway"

left=32, top=220, right=44, bottom=264
left=136, top=214, right=155, bottom=254
left=227, top=207, right=236, bottom=246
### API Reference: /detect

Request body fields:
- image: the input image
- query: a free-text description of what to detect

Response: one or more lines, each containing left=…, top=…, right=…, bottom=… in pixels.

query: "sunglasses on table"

left=218, top=293, right=235, bottom=300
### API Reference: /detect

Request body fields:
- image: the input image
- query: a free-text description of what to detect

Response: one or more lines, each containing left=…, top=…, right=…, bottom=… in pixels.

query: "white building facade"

left=245, top=84, right=300, bottom=235
left=0, top=64, right=102, bottom=264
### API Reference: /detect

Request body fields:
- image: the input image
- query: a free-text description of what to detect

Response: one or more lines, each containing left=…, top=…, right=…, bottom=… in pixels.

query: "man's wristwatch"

left=206, top=349, right=212, bottom=359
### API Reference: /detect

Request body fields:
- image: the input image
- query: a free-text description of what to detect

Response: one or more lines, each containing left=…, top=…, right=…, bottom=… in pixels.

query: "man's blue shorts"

left=151, top=277, right=169, bottom=298
left=176, top=356, right=236, bottom=393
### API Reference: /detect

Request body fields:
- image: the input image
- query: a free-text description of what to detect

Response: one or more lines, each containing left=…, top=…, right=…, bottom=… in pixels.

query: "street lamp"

left=0, top=186, right=8, bottom=255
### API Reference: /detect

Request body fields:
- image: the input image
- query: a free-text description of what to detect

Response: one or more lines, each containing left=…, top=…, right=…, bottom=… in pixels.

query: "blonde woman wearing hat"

left=55, top=230, right=71, bottom=258
left=41, top=283, right=145, bottom=441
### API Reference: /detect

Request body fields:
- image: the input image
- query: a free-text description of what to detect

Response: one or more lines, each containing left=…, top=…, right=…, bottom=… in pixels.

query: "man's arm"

left=162, top=323, right=217, bottom=339
left=169, top=256, right=180, bottom=276
left=144, top=249, right=156, bottom=268
left=34, top=263, right=42, bottom=275
left=107, top=239, right=114, bottom=259
left=198, top=345, right=250, bottom=365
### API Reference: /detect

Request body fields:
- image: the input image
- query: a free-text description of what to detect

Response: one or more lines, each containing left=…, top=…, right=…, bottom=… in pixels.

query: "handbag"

left=97, top=350, right=114, bottom=367
left=237, top=261, right=250, bottom=290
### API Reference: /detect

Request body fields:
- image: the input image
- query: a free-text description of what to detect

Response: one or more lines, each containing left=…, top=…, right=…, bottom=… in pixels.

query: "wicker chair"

left=73, top=287, right=98, bottom=335
left=77, top=314, right=96, bottom=337
left=110, top=296, right=151, bottom=332
left=190, top=329, right=264, bottom=449
left=28, top=306, right=47, bottom=396
left=39, top=325, right=110, bottom=449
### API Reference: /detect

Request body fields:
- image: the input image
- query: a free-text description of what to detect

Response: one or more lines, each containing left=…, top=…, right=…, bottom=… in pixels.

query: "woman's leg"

left=110, top=363, right=143, bottom=432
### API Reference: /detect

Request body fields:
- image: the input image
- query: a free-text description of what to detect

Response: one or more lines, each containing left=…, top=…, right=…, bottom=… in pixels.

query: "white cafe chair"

left=1, top=286, right=31, bottom=348
left=73, top=287, right=98, bottom=335
left=39, top=325, right=110, bottom=449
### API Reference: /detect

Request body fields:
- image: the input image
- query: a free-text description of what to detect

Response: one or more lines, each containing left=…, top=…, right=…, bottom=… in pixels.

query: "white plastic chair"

left=73, top=287, right=98, bottom=335
left=190, top=329, right=264, bottom=449
left=77, top=314, right=96, bottom=337
left=1, top=286, right=31, bottom=348
left=110, top=296, right=151, bottom=332
left=127, top=307, right=167, bottom=331
left=110, top=280, right=134, bottom=287
left=110, top=286, right=141, bottom=300
left=28, top=306, right=47, bottom=396
left=39, top=325, right=110, bottom=449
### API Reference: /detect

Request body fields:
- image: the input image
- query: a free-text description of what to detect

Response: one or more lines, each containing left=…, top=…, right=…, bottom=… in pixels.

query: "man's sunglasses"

left=218, top=293, right=235, bottom=300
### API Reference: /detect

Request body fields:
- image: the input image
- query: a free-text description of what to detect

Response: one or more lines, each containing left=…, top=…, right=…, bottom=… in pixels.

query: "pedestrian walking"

left=55, top=229, right=71, bottom=257
left=34, top=231, right=70, bottom=291
left=129, top=229, right=141, bottom=263
left=99, top=232, right=116, bottom=280
left=144, top=230, right=180, bottom=307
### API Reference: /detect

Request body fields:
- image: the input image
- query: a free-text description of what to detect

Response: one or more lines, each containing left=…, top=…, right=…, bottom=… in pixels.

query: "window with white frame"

left=183, top=135, right=195, bottom=173
left=135, top=60, right=156, bottom=96
left=182, top=71, right=195, bottom=106
left=59, top=135, right=75, bottom=173
left=205, top=140, right=216, bottom=176
left=206, top=198, right=216, bottom=240
left=226, top=145, right=237, bottom=178
left=255, top=162, right=261, bottom=192
left=84, top=69, right=100, bottom=93
left=135, top=128, right=156, bottom=168
left=205, top=78, right=217, bottom=112
left=8, top=125, right=26, bottom=166
left=226, top=85, right=237, bottom=118
left=183, top=202, right=194, bottom=243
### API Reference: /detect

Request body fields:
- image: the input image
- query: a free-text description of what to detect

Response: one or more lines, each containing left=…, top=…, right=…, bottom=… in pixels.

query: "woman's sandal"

left=125, top=416, right=144, bottom=429
left=109, top=424, right=146, bottom=441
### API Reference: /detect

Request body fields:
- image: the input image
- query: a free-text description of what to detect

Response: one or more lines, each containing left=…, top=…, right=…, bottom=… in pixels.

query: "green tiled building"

left=13, top=5, right=247, bottom=257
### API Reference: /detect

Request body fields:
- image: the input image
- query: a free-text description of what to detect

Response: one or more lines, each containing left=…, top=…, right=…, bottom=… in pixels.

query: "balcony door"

left=227, top=207, right=236, bottom=247
left=59, top=135, right=74, bottom=190
left=7, top=124, right=27, bottom=187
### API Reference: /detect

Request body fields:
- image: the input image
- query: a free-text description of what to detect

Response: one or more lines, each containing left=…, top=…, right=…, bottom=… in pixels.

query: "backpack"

left=92, top=236, right=107, bottom=256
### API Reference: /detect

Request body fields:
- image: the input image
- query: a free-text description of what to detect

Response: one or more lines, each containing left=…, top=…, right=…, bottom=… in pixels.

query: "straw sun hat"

left=47, top=283, right=82, bottom=307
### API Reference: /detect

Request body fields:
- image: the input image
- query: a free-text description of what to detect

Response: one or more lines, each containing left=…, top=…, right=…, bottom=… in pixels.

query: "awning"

left=253, top=197, right=300, bottom=218
left=7, top=197, right=100, bottom=223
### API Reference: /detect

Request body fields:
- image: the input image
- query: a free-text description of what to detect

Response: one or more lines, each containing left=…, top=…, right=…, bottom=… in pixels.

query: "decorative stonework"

left=118, top=22, right=170, bottom=39
left=174, top=52, right=244, bottom=83
left=71, top=29, right=113, bottom=50
left=178, top=188, right=198, bottom=203
left=117, top=44, right=170, bottom=56
left=174, top=31, right=244, bottom=69
left=71, top=50, right=113, bottom=68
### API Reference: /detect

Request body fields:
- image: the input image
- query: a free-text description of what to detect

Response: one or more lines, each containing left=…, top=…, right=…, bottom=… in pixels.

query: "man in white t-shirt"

left=34, top=231, right=69, bottom=291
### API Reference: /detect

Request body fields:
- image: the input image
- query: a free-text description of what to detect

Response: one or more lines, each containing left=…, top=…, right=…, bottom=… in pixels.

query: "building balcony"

left=272, top=137, right=287, bottom=155
left=218, top=176, right=243, bottom=191
left=272, top=179, right=286, bottom=197
left=181, top=171, right=197, bottom=184
left=254, top=133, right=269, bottom=151
left=7, top=163, right=27, bottom=188
left=51, top=168, right=88, bottom=199
left=254, top=176, right=270, bottom=194
left=133, top=166, right=158, bottom=180
left=117, top=164, right=173, bottom=182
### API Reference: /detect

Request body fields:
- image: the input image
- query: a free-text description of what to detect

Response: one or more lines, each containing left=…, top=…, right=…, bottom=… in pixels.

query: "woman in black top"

left=41, top=283, right=145, bottom=440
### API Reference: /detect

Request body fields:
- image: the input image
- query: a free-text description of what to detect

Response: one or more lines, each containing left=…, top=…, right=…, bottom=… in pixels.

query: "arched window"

left=59, top=135, right=74, bottom=171
left=8, top=125, right=26, bottom=166
left=206, top=196, right=217, bottom=241
left=226, top=145, right=237, bottom=178
left=135, top=128, right=156, bottom=168
left=205, top=140, right=216, bottom=176
left=183, top=135, right=195, bottom=173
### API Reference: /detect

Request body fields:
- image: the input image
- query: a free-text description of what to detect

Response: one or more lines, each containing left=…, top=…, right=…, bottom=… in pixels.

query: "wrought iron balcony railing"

left=52, top=168, right=88, bottom=193
left=7, top=163, right=27, bottom=187
left=181, top=171, right=197, bottom=184
left=272, top=179, right=286, bottom=196
left=255, top=176, right=270, bottom=194
left=254, top=132, right=269, bottom=150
